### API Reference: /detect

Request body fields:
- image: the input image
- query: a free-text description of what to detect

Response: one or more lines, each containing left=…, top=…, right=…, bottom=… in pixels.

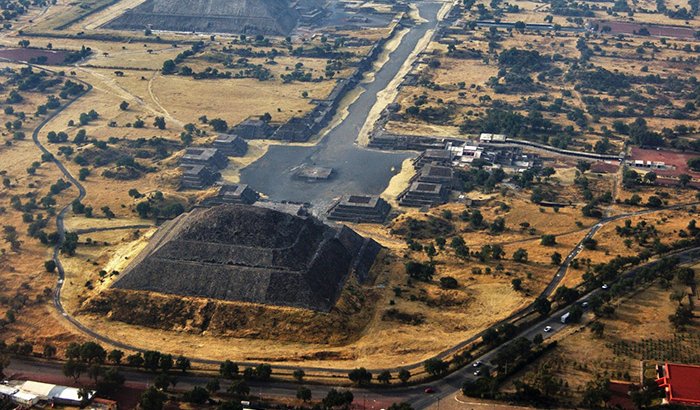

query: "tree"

left=44, top=260, right=56, bottom=272
left=582, top=238, right=597, bottom=250
left=405, top=261, right=435, bottom=282
left=206, top=379, right=220, bottom=393
left=440, top=276, right=459, bottom=289
left=209, top=118, right=228, bottom=132
left=153, top=116, right=166, bottom=130
left=676, top=267, right=695, bottom=286
left=154, top=373, right=173, bottom=391
left=388, top=403, right=414, bottom=410
left=43, top=344, right=57, bottom=358
left=228, top=380, right=250, bottom=397
left=139, top=387, right=166, bottom=410
left=126, top=353, right=144, bottom=367
left=78, top=168, right=90, bottom=181
left=580, top=378, right=611, bottom=408
left=424, top=358, right=449, bottom=376
left=296, top=387, right=312, bottom=402
left=63, top=359, right=86, bottom=382
left=679, top=174, right=692, bottom=187
left=293, top=368, right=305, bottom=382
left=101, top=206, right=115, bottom=219
left=534, top=297, right=551, bottom=316
left=551, top=252, right=562, bottom=265
left=128, top=188, right=143, bottom=198
left=647, top=196, right=663, bottom=208
left=119, top=101, right=129, bottom=111
left=159, top=354, right=173, bottom=373
left=323, top=389, right=353, bottom=408
left=576, top=160, right=591, bottom=174
left=554, top=286, right=579, bottom=304
left=348, top=367, right=372, bottom=385
left=80, top=342, right=106, bottom=364
left=255, top=363, right=272, bottom=381
left=176, top=355, right=191, bottom=373
left=398, top=368, right=411, bottom=383
left=377, top=370, right=392, bottom=384
left=590, top=321, right=605, bottom=338
left=218, top=401, right=243, bottom=410
left=184, top=386, right=209, bottom=404
left=162, top=60, right=177, bottom=75
left=630, top=379, right=663, bottom=409
left=541, top=234, right=557, bottom=246
left=425, top=244, right=437, bottom=260
left=490, top=217, right=506, bottom=234
left=511, top=278, right=523, bottom=291
left=96, top=367, right=125, bottom=396
left=143, top=351, right=162, bottom=372
left=219, top=360, right=238, bottom=379
left=512, top=248, right=528, bottom=263
left=108, top=349, right=124, bottom=365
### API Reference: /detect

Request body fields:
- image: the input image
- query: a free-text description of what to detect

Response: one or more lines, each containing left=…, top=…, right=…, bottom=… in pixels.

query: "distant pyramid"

left=106, top=0, right=300, bottom=35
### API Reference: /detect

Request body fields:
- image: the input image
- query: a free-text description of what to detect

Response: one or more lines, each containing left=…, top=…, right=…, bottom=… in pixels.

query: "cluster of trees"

left=162, top=41, right=205, bottom=75
left=135, top=191, right=185, bottom=220
left=61, top=342, right=126, bottom=397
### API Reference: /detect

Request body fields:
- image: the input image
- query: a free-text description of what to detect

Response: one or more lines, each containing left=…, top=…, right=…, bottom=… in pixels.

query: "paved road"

left=240, top=1, right=443, bottom=213
left=8, top=246, right=699, bottom=409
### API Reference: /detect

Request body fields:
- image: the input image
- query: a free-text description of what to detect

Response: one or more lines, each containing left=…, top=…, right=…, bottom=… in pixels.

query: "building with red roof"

left=656, top=363, right=700, bottom=406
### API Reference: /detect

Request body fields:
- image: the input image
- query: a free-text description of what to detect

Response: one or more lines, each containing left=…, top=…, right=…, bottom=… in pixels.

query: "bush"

left=439, top=276, right=459, bottom=289
left=44, top=260, right=56, bottom=273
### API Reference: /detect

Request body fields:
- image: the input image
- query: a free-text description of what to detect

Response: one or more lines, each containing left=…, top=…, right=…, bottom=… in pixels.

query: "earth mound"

left=111, top=204, right=381, bottom=311
left=105, top=0, right=300, bottom=35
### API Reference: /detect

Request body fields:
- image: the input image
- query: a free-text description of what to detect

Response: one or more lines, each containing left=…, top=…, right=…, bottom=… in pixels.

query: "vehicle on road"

left=561, top=312, right=570, bottom=324
left=473, top=361, right=482, bottom=367
left=424, top=387, right=435, bottom=394
left=602, top=284, right=609, bottom=289
left=544, top=326, right=552, bottom=332
left=473, top=369, right=483, bottom=377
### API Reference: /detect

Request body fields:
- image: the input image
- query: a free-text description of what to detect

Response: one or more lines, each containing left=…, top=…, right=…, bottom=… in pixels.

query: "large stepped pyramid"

left=105, top=0, right=301, bottom=35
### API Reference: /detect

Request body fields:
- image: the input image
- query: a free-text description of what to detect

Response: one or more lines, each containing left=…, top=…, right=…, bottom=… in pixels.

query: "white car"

left=473, top=361, right=482, bottom=368
left=602, top=284, right=609, bottom=290
left=543, top=326, right=553, bottom=332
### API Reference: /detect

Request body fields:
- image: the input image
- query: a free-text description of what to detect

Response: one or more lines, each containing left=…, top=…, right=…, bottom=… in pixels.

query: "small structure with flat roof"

left=414, top=164, right=454, bottom=187
left=231, top=117, right=275, bottom=139
left=213, top=134, right=248, bottom=156
left=180, top=164, right=219, bottom=190
left=327, top=195, right=391, bottom=223
left=180, top=147, right=228, bottom=170
left=202, top=184, right=259, bottom=206
left=273, top=116, right=313, bottom=141
left=657, top=362, right=700, bottom=406
left=294, top=165, right=334, bottom=180
left=398, top=182, right=448, bottom=207
left=414, top=149, right=453, bottom=169
left=0, top=385, right=18, bottom=400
